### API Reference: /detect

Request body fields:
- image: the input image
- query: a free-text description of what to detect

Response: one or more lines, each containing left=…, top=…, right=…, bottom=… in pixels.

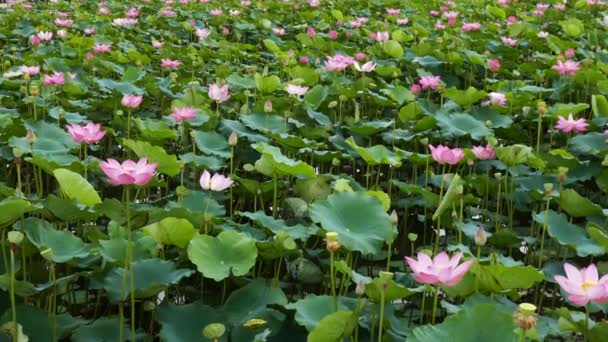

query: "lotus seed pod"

left=143, top=300, right=156, bottom=311
left=485, top=120, right=492, bottom=127
left=325, top=232, right=341, bottom=253
left=243, top=318, right=266, bottom=329
left=513, top=303, right=537, bottom=330
left=7, top=231, right=24, bottom=245
left=543, top=183, right=553, bottom=192
left=407, top=233, right=417, bottom=242
left=494, top=172, right=502, bottom=181
left=243, top=163, right=255, bottom=172
left=355, top=281, right=366, bottom=296
left=327, top=100, right=338, bottom=108
left=331, top=158, right=340, bottom=167
left=12, top=148, right=24, bottom=158
left=338, top=95, right=348, bottom=102
left=116, top=109, right=124, bottom=117
left=202, top=323, right=226, bottom=339
left=420, top=138, right=429, bottom=145
left=537, top=100, right=547, bottom=114
left=264, top=99, right=273, bottom=112
left=176, top=185, right=188, bottom=196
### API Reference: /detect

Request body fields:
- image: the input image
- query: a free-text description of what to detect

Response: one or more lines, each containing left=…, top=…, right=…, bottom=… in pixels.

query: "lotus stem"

left=431, top=286, right=440, bottom=324
left=10, top=247, right=17, bottom=342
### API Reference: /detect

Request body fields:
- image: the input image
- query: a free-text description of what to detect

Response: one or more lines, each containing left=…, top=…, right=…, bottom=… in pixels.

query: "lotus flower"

left=199, top=170, right=234, bottom=191
left=487, top=92, right=507, bottom=106
left=429, top=144, right=465, bottom=165
left=555, top=114, right=588, bottom=133
left=488, top=59, right=500, bottom=72
left=286, top=84, right=309, bottom=97
left=66, top=122, right=107, bottom=144
left=100, top=158, right=158, bottom=186
left=160, top=59, right=181, bottom=69
left=555, top=263, right=608, bottom=306
left=552, top=60, right=580, bottom=76
left=37, top=31, right=53, bottom=41
left=93, top=43, right=111, bottom=53
left=208, top=83, right=230, bottom=103
left=501, top=37, right=518, bottom=46
left=462, top=22, right=481, bottom=32
left=472, top=145, right=496, bottom=160
left=324, top=54, right=355, bottom=71
left=169, top=106, right=197, bottom=122
left=354, top=61, right=376, bottom=73
left=42, top=72, right=65, bottom=86
left=405, top=251, right=474, bottom=286
left=121, top=94, right=143, bottom=109
left=419, top=75, right=441, bottom=90
left=196, top=28, right=210, bottom=39
left=19, top=65, right=40, bottom=76
left=54, top=18, right=74, bottom=27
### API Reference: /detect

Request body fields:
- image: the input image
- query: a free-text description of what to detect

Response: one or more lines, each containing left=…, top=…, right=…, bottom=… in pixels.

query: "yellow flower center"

left=582, top=280, right=597, bottom=292
left=123, top=166, right=136, bottom=172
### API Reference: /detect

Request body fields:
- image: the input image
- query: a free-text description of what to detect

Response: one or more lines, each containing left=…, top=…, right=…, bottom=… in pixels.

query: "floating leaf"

left=53, top=169, right=101, bottom=206
left=253, top=143, right=316, bottom=178
left=532, top=210, right=604, bottom=257
left=16, top=218, right=91, bottom=263
left=122, top=139, right=180, bottom=176
left=556, top=189, right=602, bottom=217
left=141, top=217, right=197, bottom=248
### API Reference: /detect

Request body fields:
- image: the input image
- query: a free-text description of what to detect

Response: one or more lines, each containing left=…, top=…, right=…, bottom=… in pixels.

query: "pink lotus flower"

left=240, top=0, right=251, bottom=6
left=84, top=27, right=96, bottom=35
left=30, top=35, right=41, bottom=45
left=210, top=9, right=223, bottom=16
left=429, top=144, right=465, bottom=165
left=195, top=28, right=210, bottom=39
left=472, top=145, right=496, bottom=160
left=552, top=60, right=580, bottom=76
left=442, top=11, right=459, bottom=25
left=208, top=83, right=230, bottom=103
left=306, top=27, right=316, bottom=37
left=199, top=170, right=234, bottom=191
left=397, top=18, right=409, bottom=25
left=37, top=31, right=53, bottom=41
left=488, top=59, right=500, bottom=72
left=324, top=54, right=355, bottom=72
left=405, top=251, right=474, bottom=286
left=286, top=84, right=309, bottom=97
left=299, top=56, right=309, bottom=64
left=160, top=59, right=181, bottom=69
left=99, top=7, right=111, bottom=15
left=126, top=7, right=140, bottom=18
left=501, top=36, right=518, bottom=46
left=419, top=75, right=441, bottom=90
left=121, top=94, right=143, bottom=109
left=42, top=72, right=65, bottom=86
left=113, top=18, right=138, bottom=27
left=487, top=92, right=507, bottom=106
left=354, top=61, right=376, bottom=73
left=372, top=31, right=389, bottom=41
left=462, top=22, right=481, bottom=32
left=93, top=43, right=111, bottom=53
left=100, top=158, right=158, bottom=186
left=169, top=106, right=197, bottom=122
left=564, top=48, right=575, bottom=58
left=386, top=8, right=400, bottom=15
left=152, top=40, right=164, bottom=48
left=555, top=263, right=608, bottom=306
left=354, top=52, right=367, bottom=61
left=19, top=65, right=40, bottom=76
left=272, top=28, right=286, bottom=36
left=555, top=114, right=588, bottom=133
left=54, top=18, right=74, bottom=27
left=66, top=122, right=107, bottom=144
left=411, top=83, right=421, bottom=96
left=327, top=30, right=338, bottom=40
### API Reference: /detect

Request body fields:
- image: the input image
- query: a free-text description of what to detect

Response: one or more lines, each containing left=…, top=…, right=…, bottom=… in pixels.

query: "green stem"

left=230, top=146, right=234, bottom=218
left=420, top=290, right=426, bottom=323
left=475, top=247, right=481, bottom=293
left=538, top=198, right=550, bottom=269
left=536, top=109, right=543, bottom=153
left=386, top=241, right=392, bottom=272
left=434, top=165, right=446, bottom=254
left=330, top=251, right=337, bottom=311
left=50, top=262, right=57, bottom=342
left=10, top=248, right=17, bottom=342
left=431, top=287, right=440, bottom=324
left=584, top=304, right=590, bottom=342
left=83, top=144, right=88, bottom=180
left=273, top=173, right=278, bottom=219
left=378, top=285, right=385, bottom=342
left=127, top=110, right=132, bottom=140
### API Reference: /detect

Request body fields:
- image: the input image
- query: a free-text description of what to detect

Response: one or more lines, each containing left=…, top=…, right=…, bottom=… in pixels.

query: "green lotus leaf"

left=285, top=295, right=358, bottom=332
left=304, top=85, right=328, bottom=110
left=0, top=198, right=34, bottom=227
left=309, top=191, right=392, bottom=254
left=532, top=210, right=604, bottom=257
left=307, top=310, right=356, bottom=342
left=253, top=143, right=316, bottom=178
left=381, top=86, right=415, bottom=106
left=238, top=211, right=317, bottom=240
left=16, top=218, right=91, bottom=263
left=188, top=231, right=257, bottom=281
left=241, top=113, right=290, bottom=134
left=569, top=133, right=607, bottom=155
left=592, top=95, right=608, bottom=117
left=192, top=131, right=231, bottom=158
left=71, top=318, right=127, bottom=342
left=444, top=87, right=488, bottom=109
left=103, top=259, right=194, bottom=301
left=435, top=112, right=491, bottom=140
left=383, top=40, right=404, bottom=58
left=556, top=189, right=602, bottom=217
left=141, top=217, right=197, bottom=248
left=157, top=302, right=225, bottom=342
left=345, top=137, right=404, bottom=167
left=53, top=169, right=101, bottom=206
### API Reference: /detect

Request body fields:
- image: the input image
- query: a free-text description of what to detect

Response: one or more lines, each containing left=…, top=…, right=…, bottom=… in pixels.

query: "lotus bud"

left=485, top=120, right=492, bottom=127
left=22, top=72, right=30, bottom=81
left=243, top=163, right=255, bottom=172
left=176, top=185, right=188, bottom=196
left=20, top=86, right=27, bottom=95
left=355, top=281, right=366, bottom=296
left=116, top=109, right=124, bottom=117
left=264, top=99, right=273, bottom=112
left=143, top=300, right=156, bottom=311
left=228, top=131, right=238, bottom=146
left=202, top=323, right=226, bottom=340
left=30, top=85, right=39, bottom=96
left=327, top=101, right=338, bottom=108
left=25, top=129, right=36, bottom=145
left=243, top=318, right=266, bottom=329
left=494, top=172, right=502, bottom=181
left=4, top=60, right=11, bottom=68
left=513, top=303, right=537, bottom=330
left=7, top=231, right=24, bottom=245
left=537, top=100, right=547, bottom=114
left=338, top=95, right=348, bottom=102
left=40, top=248, right=54, bottom=262
left=169, top=72, right=178, bottom=81
left=451, top=208, right=458, bottom=220
left=407, top=233, right=417, bottom=242
left=331, top=158, right=340, bottom=167
left=558, top=167, right=568, bottom=183
left=544, top=183, right=554, bottom=198
left=389, top=210, right=398, bottom=225
left=467, top=158, right=474, bottom=166
left=522, top=106, right=531, bottom=116
left=325, top=232, right=341, bottom=253
left=420, top=138, right=429, bottom=145
left=475, top=226, right=487, bottom=246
